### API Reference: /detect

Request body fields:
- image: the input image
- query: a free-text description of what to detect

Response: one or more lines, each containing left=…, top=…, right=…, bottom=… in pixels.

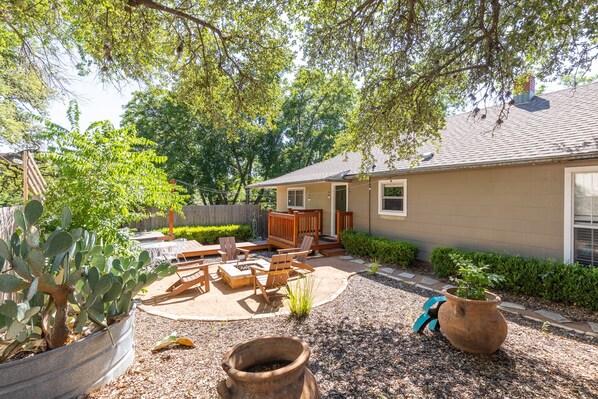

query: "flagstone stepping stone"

left=588, top=322, right=598, bottom=333
left=339, top=255, right=354, bottom=260
left=442, top=284, right=457, bottom=290
left=380, top=267, right=395, bottom=274
left=420, top=277, right=439, bottom=285
left=350, top=259, right=365, bottom=264
left=535, top=309, right=571, bottom=323
left=499, top=302, right=526, bottom=310
left=397, top=272, right=415, bottom=279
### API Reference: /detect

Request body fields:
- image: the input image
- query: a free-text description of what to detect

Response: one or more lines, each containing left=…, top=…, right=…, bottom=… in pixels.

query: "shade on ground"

left=137, top=257, right=365, bottom=320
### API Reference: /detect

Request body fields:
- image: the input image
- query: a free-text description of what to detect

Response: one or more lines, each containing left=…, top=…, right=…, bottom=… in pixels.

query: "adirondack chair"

left=250, top=253, right=307, bottom=304
left=143, top=259, right=210, bottom=304
left=218, top=237, right=251, bottom=263
left=277, top=235, right=315, bottom=272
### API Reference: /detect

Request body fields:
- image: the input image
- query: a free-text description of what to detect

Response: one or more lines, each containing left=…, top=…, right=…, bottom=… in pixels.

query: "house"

left=247, top=82, right=598, bottom=265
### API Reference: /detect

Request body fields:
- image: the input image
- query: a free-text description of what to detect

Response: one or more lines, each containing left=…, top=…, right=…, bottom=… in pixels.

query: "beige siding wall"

left=275, top=183, right=334, bottom=235
left=274, top=159, right=598, bottom=261
left=350, top=159, right=598, bottom=261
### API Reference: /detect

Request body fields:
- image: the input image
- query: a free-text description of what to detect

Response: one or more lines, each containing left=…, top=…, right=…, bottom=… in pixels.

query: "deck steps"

left=319, top=247, right=346, bottom=257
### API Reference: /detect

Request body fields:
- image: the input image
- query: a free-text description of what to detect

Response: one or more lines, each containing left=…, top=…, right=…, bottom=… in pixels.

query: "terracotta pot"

left=438, top=288, right=508, bottom=354
left=217, top=336, right=320, bottom=399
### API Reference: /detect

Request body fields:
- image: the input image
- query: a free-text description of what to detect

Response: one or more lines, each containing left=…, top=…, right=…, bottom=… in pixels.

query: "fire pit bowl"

left=217, top=336, right=320, bottom=399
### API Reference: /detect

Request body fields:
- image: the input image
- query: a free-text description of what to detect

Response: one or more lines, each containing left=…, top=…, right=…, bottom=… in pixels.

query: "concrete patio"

left=137, top=257, right=366, bottom=321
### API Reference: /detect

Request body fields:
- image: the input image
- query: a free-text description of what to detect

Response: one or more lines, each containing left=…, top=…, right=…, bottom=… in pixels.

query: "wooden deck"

left=267, top=235, right=343, bottom=251
left=179, top=240, right=269, bottom=258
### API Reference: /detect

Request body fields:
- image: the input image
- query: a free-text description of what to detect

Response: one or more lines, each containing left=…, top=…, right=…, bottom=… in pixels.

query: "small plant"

left=367, top=259, right=380, bottom=275
left=285, top=274, right=316, bottom=318
left=449, top=253, right=504, bottom=300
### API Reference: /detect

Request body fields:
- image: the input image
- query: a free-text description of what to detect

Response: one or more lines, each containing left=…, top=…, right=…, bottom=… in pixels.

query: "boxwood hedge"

left=158, top=224, right=252, bottom=245
left=340, top=230, right=418, bottom=268
left=431, top=247, right=598, bottom=310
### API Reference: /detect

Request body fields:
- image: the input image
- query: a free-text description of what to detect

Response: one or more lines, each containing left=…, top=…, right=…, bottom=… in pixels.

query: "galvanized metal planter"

left=0, top=311, right=135, bottom=399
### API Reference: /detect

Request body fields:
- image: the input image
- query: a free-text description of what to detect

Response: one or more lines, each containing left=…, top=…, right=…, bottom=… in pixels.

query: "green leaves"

left=0, top=274, right=27, bottom=293
left=45, top=231, right=73, bottom=257
left=24, top=200, right=43, bottom=226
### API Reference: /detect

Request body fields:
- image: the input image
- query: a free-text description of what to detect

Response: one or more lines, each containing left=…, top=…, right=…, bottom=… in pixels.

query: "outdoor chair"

left=250, top=252, right=308, bottom=304
left=218, top=237, right=251, bottom=263
left=277, top=235, right=315, bottom=272
left=143, top=259, right=210, bottom=304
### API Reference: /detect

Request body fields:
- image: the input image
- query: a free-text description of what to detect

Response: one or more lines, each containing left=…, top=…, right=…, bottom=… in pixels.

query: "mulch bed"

left=85, top=274, right=597, bottom=399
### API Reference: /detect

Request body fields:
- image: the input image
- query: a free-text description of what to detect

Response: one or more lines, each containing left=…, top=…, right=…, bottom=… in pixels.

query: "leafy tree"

left=301, top=0, right=598, bottom=169
left=270, top=68, right=357, bottom=175
left=560, top=74, right=598, bottom=87
left=122, top=69, right=356, bottom=204
left=41, top=104, right=186, bottom=244
left=4, top=0, right=596, bottom=171
left=0, top=22, right=53, bottom=145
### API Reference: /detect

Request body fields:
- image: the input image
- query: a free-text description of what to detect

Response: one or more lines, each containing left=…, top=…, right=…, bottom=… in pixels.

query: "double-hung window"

left=287, top=188, right=305, bottom=209
left=378, top=179, right=407, bottom=216
left=565, top=167, right=598, bottom=266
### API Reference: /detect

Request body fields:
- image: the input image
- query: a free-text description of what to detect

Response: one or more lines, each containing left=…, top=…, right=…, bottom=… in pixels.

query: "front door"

left=332, top=184, right=348, bottom=236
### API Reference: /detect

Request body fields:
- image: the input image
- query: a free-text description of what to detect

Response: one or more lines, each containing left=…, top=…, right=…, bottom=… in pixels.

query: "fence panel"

left=129, top=205, right=269, bottom=238
left=0, top=206, right=21, bottom=304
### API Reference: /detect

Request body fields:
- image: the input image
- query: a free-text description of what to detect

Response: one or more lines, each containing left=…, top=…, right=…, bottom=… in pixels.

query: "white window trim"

left=564, top=166, right=598, bottom=263
left=287, top=187, right=306, bottom=210
left=330, top=183, right=349, bottom=236
left=378, top=179, right=407, bottom=217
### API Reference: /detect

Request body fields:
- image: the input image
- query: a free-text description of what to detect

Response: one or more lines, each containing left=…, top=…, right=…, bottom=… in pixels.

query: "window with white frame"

left=378, top=179, right=407, bottom=216
left=568, top=170, right=598, bottom=266
left=287, top=188, right=305, bottom=209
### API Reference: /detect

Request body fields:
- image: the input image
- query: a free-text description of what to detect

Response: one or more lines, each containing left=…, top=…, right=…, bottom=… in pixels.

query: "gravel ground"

left=86, top=274, right=598, bottom=399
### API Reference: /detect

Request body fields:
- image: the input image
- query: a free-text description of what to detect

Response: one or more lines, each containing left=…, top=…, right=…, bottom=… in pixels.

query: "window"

left=378, top=179, right=407, bottom=216
left=565, top=167, right=598, bottom=266
left=287, top=188, right=305, bottom=209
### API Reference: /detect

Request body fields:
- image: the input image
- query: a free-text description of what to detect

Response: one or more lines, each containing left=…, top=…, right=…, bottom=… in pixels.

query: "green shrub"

left=430, top=247, right=598, bottom=310
left=157, top=224, right=252, bottom=244
left=340, top=230, right=418, bottom=268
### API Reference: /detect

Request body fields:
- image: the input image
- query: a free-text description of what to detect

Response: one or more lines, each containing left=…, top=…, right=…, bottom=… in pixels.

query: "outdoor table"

left=131, top=231, right=166, bottom=242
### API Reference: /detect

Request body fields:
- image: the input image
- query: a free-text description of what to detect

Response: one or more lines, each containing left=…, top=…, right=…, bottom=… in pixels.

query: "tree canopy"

left=2, top=0, right=596, bottom=170
left=122, top=68, right=356, bottom=204
left=41, top=104, right=186, bottom=244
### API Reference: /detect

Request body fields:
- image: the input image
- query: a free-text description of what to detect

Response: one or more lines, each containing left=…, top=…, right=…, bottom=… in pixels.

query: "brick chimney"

left=513, top=75, right=535, bottom=104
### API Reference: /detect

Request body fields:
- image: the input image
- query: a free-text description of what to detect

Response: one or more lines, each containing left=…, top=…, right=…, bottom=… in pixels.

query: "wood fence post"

left=336, top=210, right=341, bottom=243
left=22, top=150, right=29, bottom=203
left=293, top=211, right=299, bottom=247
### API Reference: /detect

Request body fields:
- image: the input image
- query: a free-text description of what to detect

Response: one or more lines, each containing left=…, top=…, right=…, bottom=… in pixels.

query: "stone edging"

left=137, top=271, right=360, bottom=322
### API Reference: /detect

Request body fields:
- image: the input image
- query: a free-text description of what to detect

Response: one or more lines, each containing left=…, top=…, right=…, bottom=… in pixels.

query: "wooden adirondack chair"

left=250, top=253, right=306, bottom=304
left=143, top=259, right=210, bottom=304
left=277, top=235, right=315, bottom=272
left=218, top=237, right=251, bottom=263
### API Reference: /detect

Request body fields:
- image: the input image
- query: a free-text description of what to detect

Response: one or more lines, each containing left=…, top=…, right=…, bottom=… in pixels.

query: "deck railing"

left=335, top=210, right=354, bottom=242
left=286, top=208, right=323, bottom=235
left=268, top=209, right=321, bottom=247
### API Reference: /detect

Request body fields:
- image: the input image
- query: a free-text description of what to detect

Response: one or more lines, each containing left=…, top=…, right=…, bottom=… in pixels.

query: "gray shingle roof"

left=247, top=82, right=598, bottom=188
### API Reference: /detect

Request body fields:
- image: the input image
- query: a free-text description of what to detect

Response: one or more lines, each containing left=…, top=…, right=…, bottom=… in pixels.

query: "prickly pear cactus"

left=0, top=200, right=176, bottom=361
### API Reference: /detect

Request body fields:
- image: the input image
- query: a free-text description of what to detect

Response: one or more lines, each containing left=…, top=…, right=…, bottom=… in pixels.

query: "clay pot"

left=217, top=336, right=320, bottom=399
left=438, top=288, right=508, bottom=354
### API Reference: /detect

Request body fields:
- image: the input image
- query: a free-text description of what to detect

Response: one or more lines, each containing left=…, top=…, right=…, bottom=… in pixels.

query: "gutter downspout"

left=368, top=177, right=371, bottom=234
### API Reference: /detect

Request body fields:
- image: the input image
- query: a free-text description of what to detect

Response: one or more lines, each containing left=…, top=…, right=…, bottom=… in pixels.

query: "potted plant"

left=0, top=200, right=177, bottom=398
left=437, top=253, right=507, bottom=354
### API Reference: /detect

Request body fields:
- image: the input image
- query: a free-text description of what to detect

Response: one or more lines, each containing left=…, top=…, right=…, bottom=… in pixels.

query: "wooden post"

left=267, top=209, right=272, bottom=236
left=336, top=210, right=341, bottom=243
left=22, top=150, right=29, bottom=203
left=168, top=179, right=175, bottom=240
left=315, top=211, right=320, bottom=244
left=293, top=211, right=299, bottom=247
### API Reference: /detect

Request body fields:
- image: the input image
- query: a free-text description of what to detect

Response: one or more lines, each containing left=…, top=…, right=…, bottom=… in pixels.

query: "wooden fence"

left=129, top=204, right=269, bottom=237
left=0, top=206, right=21, bottom=304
